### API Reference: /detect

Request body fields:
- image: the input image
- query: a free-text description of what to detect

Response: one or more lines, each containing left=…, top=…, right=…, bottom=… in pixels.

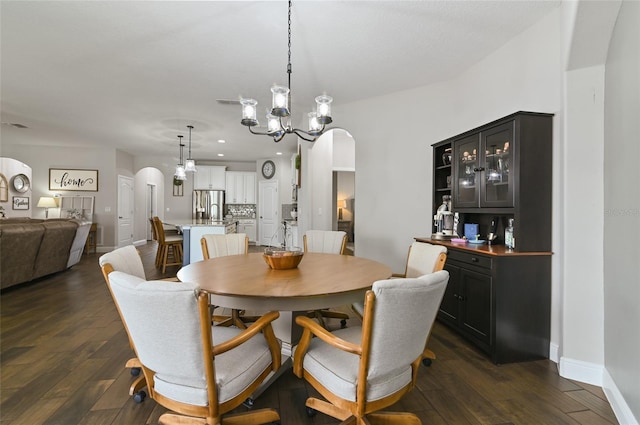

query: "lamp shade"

left=37, top=197, right=57, bottom=208
left=184, top=159, right=197, bottom=173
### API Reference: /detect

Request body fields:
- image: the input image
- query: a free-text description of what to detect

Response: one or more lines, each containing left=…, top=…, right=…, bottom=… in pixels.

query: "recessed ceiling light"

left=217, top=153, right=224, bottom=157
left=276, top=152, right=282, bottom=155
left=218, top=139, right=226, bottom=144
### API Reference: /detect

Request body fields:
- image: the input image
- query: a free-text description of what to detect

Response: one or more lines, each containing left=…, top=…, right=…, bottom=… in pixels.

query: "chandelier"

left=174, top=135, right=186, bottom=181
left=240, top=0, right=333, bottom=143
left=184, top=125, right=197, bottom=173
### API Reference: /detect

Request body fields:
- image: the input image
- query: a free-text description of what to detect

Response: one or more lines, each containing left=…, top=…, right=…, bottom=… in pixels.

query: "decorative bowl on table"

left=263, top=247, right=304, bottom=270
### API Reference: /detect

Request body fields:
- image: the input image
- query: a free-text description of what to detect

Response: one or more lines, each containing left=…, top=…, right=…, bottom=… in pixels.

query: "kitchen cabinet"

left=237, top=219, right=257, bottom=243
left=225, top=171, right=256, bottom=204
left=418, top=239, right=551, bottom=364
left=194, top=166, right=226, bottom=190
left=432, top=111, right=553, bottom=252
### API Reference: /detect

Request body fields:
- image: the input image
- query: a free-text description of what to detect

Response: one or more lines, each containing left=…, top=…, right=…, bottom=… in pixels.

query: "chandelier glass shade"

left=174, top=135, right=186, bottom=181
left=240, top=0, right=333, bottom=143
left=184, top=125, right=197, bottom=173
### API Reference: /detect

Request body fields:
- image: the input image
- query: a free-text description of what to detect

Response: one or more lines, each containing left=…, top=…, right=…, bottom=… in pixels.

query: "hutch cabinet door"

left=480, top=121, right=514, bottom=208
left=439, top=263, right=462, bottom=326
left=459, top=268, right=492, bottom=349
left=453, top=133, right=480, bottom=208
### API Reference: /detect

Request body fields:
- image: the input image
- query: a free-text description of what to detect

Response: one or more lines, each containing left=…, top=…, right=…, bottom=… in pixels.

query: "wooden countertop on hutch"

left=415, top=237, right=552, bottom=257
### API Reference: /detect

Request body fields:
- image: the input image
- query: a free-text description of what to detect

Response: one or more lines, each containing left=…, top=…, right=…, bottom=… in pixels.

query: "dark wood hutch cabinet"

left=424, top=111, right=553, bottom=364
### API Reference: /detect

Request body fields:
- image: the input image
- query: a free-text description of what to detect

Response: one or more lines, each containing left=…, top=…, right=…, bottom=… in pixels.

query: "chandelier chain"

left=287, top=0, right=292, bottom=88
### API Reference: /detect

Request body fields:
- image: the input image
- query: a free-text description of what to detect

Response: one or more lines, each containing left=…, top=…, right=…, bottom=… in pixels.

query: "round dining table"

left=177, top=252, right=392, bottom=312
left=177, top=251, right=391, bottom=401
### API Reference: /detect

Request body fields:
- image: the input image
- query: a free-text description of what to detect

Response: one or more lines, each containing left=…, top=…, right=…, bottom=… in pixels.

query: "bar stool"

left=85, top=223, right=98, bottom=254
left=152, top=216, right=183, bottom=273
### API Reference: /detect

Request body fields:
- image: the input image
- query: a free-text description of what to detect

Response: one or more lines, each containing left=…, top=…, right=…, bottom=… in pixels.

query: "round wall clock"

left=11, top=174, right=30, bottom=193
left=262, top=160, right=276, bottom=179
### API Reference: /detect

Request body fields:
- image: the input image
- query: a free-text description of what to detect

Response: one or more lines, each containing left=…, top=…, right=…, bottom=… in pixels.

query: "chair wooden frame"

left=294, top=289, right=425, bottom=425
left=152, top=216, right=183, bottom=273
left=110, top=279, right=282, bottom=425
left=303, top=231, right=350, bottom=329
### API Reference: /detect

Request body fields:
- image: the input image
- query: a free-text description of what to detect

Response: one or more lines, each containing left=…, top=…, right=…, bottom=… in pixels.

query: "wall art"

left=49, top=168, right=98, bottom=192
left=13, top=196, right=29, bottom=210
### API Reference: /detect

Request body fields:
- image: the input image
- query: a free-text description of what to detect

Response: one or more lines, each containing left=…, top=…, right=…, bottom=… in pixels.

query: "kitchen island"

left=169, top=220, right=237, bottom=265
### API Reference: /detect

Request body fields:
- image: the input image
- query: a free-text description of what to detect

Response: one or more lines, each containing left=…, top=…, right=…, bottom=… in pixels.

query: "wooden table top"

left=415, top=237, right=553, bottom=257
left=177, top=252, right=392, bottom=301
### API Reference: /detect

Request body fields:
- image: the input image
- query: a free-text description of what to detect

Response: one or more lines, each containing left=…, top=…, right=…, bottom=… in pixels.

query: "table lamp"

left=37, top=197, right=57, bottom=219
left=338, top=199, right=347, bottom=220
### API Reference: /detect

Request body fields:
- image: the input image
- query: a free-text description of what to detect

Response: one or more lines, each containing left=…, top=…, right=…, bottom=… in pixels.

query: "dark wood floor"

left=1, top=242, right=618, bottom=425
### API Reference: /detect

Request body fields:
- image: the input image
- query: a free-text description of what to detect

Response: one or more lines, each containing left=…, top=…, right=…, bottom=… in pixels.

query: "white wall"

left=1, top=145, right=118, bottom=246
left=339, top=8, right=562, bottom=276
left=603, top=1, right=640, bottom=422
left=560, top=64, right=605, bottom=379
left=0, top=157, right=32, bottom=218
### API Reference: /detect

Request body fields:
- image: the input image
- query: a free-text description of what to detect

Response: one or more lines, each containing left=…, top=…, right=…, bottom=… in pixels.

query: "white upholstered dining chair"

left=303, top=230, right=350, bottom=328
left=200, top=233, right=259, bottom=327
left=99, top=245, right=179, bottom=402
left=106, top=271, right=281, bottom=425
left=294, top=271, right=449, bottom=425
left=351, top=241, right=447, bottom=365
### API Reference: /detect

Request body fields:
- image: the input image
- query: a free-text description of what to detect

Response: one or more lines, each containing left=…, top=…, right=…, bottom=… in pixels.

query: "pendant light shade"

left=174, top=135, right=187, bottom=181
left=184, top=125, right=197, bottom=173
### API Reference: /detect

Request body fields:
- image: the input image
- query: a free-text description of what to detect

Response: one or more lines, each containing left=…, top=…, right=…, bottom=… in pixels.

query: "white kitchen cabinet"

left=225, top=171, right=256, bottom=204
left=237, top=219, right=257, bottom=243
left=194, top=166, right=226, bottom=190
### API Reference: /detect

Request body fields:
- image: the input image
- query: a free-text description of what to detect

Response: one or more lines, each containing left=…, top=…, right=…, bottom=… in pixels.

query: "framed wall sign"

left=49, top=169, right=98, bottom=192
left=13, top=196, right=29, bottom=210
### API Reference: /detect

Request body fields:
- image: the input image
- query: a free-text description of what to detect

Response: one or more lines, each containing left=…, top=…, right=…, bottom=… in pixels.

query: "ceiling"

left=1, top=1, right=560, bottom=163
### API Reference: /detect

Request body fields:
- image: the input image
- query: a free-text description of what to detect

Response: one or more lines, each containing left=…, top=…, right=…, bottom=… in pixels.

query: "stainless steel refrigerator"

left=193, top=190, right=225, bottom=221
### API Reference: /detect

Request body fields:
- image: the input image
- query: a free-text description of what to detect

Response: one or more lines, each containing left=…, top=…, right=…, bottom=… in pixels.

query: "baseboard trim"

left=603, top=368, right=639, bottom=425
left=549, top=342, right=560, bottom=363
left=559, top=356, right=603, bottom=386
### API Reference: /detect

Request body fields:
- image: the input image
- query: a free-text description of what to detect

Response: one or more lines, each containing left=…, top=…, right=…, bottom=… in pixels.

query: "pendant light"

left=174, top=135, right=186, bottom=181
left=184, top=125, right=197, bottom=173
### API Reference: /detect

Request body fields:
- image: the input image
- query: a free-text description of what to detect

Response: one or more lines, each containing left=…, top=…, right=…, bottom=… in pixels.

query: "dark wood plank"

left=0, top=242, right=620, bottom=425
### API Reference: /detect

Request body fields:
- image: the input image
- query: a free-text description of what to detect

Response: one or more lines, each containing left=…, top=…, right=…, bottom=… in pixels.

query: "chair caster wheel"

left=340, top=319, right=347, bottom=328
left=306, top=407, right=317, bottom=417
left=422, top=358, right=432, bottom=367
left=130, top=367, right=141, bottom=376
left=133, top=390, right=146, bottom=403
left=242, top=397, right=254, bottom=409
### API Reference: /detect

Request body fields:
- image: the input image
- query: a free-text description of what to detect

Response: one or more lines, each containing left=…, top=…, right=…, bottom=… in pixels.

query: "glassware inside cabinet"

left=482, top=123, right=514, bottom=207
left=454, top=133, right=479, bottom=207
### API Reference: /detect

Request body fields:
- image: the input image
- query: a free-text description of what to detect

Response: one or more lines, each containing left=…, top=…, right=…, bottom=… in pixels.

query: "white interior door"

left=258, top=180, right=279, bottom=246
left=118, top=175, right=134, bottom=247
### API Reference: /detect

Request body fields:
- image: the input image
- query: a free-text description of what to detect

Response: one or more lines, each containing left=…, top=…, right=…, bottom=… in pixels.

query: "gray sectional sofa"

left=0, top=218, right=91, bottom=289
